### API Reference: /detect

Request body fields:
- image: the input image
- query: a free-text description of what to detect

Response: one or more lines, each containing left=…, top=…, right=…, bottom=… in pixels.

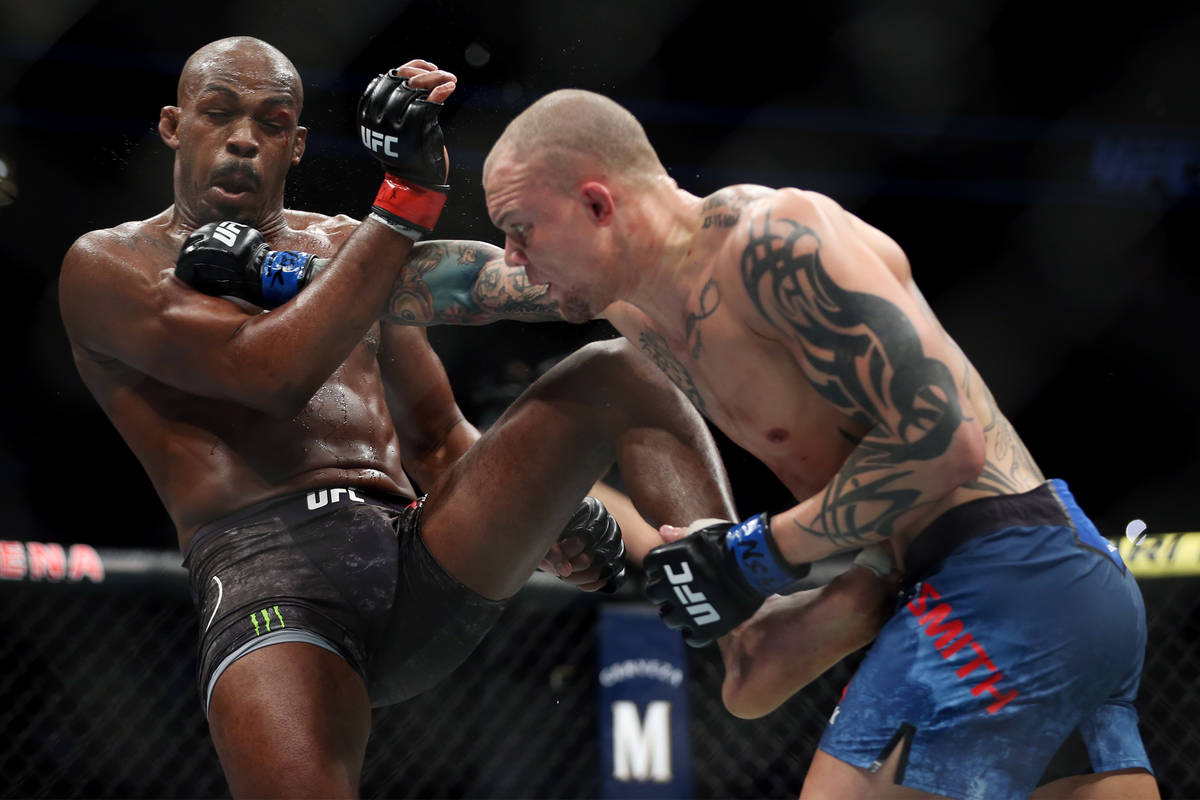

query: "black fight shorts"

left=182, top=487, right=507, bottom=716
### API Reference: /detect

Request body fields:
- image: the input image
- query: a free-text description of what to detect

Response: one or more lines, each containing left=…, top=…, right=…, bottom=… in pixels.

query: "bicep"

left=381, top=239, right=561, bottom=326
left=60, top=244, right=267, bottom=400
left=739, top=201, right=969, bottom=450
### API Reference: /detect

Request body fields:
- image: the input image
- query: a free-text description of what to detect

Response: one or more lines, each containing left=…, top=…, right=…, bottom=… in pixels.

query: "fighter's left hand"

left=538, top=496, right=626, bottom=593
left=539, top=536, right=606, bottom=591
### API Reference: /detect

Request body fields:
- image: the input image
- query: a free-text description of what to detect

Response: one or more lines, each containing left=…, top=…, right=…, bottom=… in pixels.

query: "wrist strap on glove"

left=259, top=250, right=317, bottom=308
left=371, top=173, right=448, bottom=240
left=726, top=513, right=810, bottom=596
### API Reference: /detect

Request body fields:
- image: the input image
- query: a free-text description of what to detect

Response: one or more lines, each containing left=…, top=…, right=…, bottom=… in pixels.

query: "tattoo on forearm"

left=378, top=240, right=561, bottom=325
left=740, top=212, right=966, bottom=545
left=685, top=279, right=721, bottom=359
left=637, top=329, right=708, bottom=415
left=472, top=258, right=562, bottom=321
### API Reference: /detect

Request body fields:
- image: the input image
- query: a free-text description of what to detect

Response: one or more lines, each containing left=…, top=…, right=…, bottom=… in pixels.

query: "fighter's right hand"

left=644, top=521, right=766, bottom=647
left=643, top=514, right=811, bottom=648
left=359, top=60, right=456, bottom=240
left=175, top=220, right=317, bottom=309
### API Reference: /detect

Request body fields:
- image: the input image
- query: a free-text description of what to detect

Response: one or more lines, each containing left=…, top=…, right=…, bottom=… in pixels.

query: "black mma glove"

left=359, top=69, right=450, bottom=240
left=643, top=513, right=810, bottom=648
left=175, top=220, right=317, bottom=309
left=556, top=496, right=627, bottom=594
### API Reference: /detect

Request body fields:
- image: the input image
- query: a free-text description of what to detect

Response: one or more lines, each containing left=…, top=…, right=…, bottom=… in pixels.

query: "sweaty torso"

left=68, top=209, right=413, bottom=551
left=608, top=185, right=1044, bottom=560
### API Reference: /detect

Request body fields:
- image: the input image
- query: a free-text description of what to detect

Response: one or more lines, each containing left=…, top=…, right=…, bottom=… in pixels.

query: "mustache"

left=209, top=161, right=261, bottom=191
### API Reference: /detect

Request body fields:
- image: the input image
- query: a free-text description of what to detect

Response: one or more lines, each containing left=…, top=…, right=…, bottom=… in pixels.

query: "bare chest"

left=621, top=297, right=860, bottom=499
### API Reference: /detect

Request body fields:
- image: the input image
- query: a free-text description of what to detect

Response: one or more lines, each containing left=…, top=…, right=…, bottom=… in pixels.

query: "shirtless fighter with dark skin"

left=57, top=38, right=739, bottom=798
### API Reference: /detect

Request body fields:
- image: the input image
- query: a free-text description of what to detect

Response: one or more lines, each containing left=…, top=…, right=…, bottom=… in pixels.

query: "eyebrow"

left=196, top=83, right=297, bottom=109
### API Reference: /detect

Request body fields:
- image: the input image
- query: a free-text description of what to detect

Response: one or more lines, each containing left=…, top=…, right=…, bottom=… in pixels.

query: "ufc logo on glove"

left=662, top=562, right=721, bottom=626
left=361, top=126, right=400, bottom=158
left=212, top=221, right=245, bottom=247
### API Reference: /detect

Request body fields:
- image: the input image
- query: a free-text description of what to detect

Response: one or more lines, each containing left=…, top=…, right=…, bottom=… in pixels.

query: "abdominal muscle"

left=81, top=348, right=413, bottom=552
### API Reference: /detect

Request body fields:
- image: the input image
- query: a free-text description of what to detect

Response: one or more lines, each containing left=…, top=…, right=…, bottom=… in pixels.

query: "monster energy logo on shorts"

left=250, top=606, right=286, bottom=636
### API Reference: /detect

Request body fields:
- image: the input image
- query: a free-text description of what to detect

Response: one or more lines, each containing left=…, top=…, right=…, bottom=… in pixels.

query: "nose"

left=504, top=237, right=528, bottom=268
left=225, top=117, right=259, bottom=158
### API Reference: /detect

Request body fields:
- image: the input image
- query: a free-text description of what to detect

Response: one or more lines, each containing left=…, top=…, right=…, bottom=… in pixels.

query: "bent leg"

left=1031, top=769, right=1160, bottom=800
left=801, top=747, right=953, bottom=800
left=208, top=642, right=371, bottom=799
left=420, top=338, right=735, bottom=600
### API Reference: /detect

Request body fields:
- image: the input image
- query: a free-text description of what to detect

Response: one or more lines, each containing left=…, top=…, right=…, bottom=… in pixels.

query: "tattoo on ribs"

left=739, top=212, right=966, bottom=545
left=637, top=329, right=708, bottom=415
left=962, top=376, right=1045, bottom=494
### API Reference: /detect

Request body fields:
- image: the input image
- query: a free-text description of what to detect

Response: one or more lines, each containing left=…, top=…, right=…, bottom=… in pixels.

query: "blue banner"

left=596, top=605, right=692, bottom=799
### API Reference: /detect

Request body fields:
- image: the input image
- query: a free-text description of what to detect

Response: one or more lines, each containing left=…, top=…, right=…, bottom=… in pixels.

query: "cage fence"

left=0, top=541, right=1196, bottom=799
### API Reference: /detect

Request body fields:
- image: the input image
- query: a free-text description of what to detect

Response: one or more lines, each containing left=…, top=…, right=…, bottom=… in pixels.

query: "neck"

left=168, top=197, right=290, bottom=240
left=612, top=177, right=705, bottom=341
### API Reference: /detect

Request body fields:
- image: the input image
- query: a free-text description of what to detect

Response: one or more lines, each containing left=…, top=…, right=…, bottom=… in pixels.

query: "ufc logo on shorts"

left=361, top=126, right=399, bottom=158
left=212, top=221, right=244, bottom=247
left=662, top=562, right=720, bottom=626
left=305, top=487, right=366, bottom=511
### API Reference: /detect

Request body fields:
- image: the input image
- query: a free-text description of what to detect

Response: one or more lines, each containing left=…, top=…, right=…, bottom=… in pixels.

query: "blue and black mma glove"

left=358, top=69, right=450, bottom=240
left=175, top=220, right=317, bottom=309
left=643, top=513, right=810, bottom=647
left=556, top=496, right=627, bottom=594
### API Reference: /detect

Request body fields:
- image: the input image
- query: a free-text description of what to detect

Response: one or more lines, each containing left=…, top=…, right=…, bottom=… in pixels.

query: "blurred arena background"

left=1, top=0, right=1198, bottom=797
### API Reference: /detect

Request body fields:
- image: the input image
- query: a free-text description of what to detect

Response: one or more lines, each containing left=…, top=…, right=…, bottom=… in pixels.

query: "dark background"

left=1, top=0, right=1197, bottom=551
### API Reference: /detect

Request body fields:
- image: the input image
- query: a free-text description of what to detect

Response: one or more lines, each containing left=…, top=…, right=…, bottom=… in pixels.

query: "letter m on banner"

left=597, top=605, right=692, bottom=798
left=612, top=701, right=672, bottom=782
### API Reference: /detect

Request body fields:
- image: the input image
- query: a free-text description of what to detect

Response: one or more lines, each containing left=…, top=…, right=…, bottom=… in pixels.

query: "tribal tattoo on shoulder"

left=740, top=212, right=967, bottom=546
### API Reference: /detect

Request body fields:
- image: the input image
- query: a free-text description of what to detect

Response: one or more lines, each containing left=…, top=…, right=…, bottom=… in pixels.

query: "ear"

left=580, top=181, right=615, bottom=226
left=292, top=126, right=307, bottom=166
left=158, top=106, right=181, bottom=150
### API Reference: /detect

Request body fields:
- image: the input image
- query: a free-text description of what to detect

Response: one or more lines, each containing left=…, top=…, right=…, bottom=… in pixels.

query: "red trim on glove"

left=372, top=174, right=447, bottom=232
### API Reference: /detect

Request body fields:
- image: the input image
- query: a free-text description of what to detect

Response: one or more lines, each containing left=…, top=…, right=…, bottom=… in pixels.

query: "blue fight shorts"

left=818, top=480, right=1152, bottom=800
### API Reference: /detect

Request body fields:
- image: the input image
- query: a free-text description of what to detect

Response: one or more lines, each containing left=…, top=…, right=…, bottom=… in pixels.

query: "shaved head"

left=164, top=36, right=307, bottom=230
left=178, top=36, right=303, bottom=113
left=485, top=89, right=665, bottom=191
